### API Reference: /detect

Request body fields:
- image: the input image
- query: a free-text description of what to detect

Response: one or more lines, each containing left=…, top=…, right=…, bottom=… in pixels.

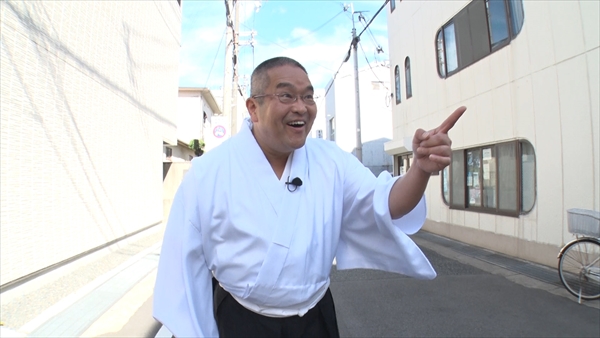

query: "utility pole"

left=223, top=0, right=241, bottom=136
left=224, top=0, right=233, bottom=125
left=351, top=7, right=363, bottom=163
left=231, top=0, right=240, bottom=136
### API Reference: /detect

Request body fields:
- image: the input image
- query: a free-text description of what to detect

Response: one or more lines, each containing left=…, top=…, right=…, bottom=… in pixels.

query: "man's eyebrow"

left=275, top=82, right=314, bottom=92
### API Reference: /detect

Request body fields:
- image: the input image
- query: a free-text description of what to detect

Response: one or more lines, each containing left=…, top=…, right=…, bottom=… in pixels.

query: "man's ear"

left=246, top=98, right=259, bottom=123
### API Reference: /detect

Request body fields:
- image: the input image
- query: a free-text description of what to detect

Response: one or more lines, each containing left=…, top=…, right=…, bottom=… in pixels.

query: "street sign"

left=213, top=125, right=226, bottom=138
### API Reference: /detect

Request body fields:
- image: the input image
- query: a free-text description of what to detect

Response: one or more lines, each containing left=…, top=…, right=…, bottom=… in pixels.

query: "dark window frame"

left=390, top=0, right=396, bottom=12
left=486, top=0, right=511, bottom=52
left=435, top=0, right=524, bottom=78
left=405, top=57, right=412, bottom=99
left=395, top=153, right=412, bottom=176
left=394, top=65, right=401, bottom=104
left=328, top=117, right=336, bottom=141
left=441, top=139, right=536, bottom=217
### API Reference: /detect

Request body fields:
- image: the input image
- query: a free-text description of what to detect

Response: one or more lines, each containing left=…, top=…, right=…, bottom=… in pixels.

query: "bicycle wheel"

left=558, top=238, right=600, bottom=300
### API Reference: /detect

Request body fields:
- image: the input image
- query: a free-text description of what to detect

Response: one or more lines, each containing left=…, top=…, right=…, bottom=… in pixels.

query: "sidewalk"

left=0, top=224, right=166, bottom=337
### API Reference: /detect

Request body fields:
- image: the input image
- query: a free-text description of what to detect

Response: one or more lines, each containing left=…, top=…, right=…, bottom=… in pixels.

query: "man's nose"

left=290, top=96, right=308, bottom=113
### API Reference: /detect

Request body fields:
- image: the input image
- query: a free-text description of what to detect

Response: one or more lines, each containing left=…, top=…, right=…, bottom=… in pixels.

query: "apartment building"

left=385, top=0, right=599, bottom=267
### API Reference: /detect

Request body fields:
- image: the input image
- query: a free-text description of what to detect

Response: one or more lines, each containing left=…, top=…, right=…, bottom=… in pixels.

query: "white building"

left=325, top=62, right=394, bottom=176
left=385, top=0, right=599, bottom=267
left=1, top=1, right=181, bottom=288
left=308, top=88, right=326, bottom=140
left=167, top=88, right=222, bottom=162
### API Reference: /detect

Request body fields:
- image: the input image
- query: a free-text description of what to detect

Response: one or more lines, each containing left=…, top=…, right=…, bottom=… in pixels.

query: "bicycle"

left=557, top=208, right=600, bottom=303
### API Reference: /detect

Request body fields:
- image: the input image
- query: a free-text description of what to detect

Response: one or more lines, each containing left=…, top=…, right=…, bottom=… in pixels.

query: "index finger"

left=437, top=106, right=466, bottom=134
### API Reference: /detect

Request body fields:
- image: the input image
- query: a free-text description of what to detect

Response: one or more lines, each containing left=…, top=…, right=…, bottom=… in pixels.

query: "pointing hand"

left=412, top=106, right=466, bottom=174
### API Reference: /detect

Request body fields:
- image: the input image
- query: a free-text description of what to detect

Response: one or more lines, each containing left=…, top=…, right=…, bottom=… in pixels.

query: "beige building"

left=0, top=1, right=181, bottom=288
left=385, top=0, right=599, bottom=268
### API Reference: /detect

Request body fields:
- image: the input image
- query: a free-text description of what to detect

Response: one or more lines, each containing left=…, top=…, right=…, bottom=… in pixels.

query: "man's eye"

left=279, top=93, right=294, bottom=99
left=303, top=95, right=314, bottom=100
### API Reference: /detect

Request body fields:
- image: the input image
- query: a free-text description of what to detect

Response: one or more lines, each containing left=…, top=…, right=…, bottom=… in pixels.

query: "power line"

left=204, top=27, right=227, bottom=88
left=358, top=13, right=385, bottom=61
left=356, top=0, right=389, bottom=39
left=283, top=10, right=346, bottom=45
left=358, top=40, right=390, bottom=92
left=325, top=0, right=389, bottom=96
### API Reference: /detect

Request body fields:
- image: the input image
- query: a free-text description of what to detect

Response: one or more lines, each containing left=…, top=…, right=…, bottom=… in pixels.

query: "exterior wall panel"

left=0, top=1, right=181, bottom=285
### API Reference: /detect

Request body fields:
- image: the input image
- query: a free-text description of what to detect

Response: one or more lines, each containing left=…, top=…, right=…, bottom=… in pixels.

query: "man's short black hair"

left=250, top=57, right=308, bottom=99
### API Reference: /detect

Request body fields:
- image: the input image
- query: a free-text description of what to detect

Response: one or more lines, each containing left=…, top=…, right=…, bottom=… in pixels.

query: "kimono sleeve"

left=153, top=171, right=218, bottom=337
left=335, top=153, right=436, bottom=280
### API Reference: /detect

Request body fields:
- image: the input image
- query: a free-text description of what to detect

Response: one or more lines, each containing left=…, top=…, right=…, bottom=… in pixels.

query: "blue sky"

left=179, top=0, right=390, bottom=93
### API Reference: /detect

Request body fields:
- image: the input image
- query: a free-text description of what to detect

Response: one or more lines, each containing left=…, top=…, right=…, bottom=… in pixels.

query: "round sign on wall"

left=213, top=125, right=226, bottom=138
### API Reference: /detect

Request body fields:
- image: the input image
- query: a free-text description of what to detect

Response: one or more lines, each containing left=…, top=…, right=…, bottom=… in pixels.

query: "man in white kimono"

left=153, top=56, right=466, bottom=337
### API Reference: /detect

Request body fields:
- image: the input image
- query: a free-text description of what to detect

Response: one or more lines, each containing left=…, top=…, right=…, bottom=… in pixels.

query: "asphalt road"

left=329, top=236, right=600, bottom=338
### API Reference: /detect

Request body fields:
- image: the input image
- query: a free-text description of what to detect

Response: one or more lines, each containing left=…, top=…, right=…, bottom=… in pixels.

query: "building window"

left=405, top=57, right=412, bottom=99
left=436, top=30, right=446, bottom=78
left=442, top=166, right=450, bottom=204
left=316, top=129, right=323, bottom=139
left=435, top=0, right=524, bottom=78
left=165, top=147, right=173, bottom=158
left=441, top=139, right=536, bottom=216
left=443, top=23, right=458, bottom=73
left=328, top=117, right=336, bottom=141
left=395, top=153, right=412, bottom=176
left=402, top=154, right=411, bottom=175
left=394, top=65, right=401, bottom=104
left=486, top=0, right=510, bottom=49
left=390, top=0, right=396, bottom=12
left=509, top=0, right=525, bottom=37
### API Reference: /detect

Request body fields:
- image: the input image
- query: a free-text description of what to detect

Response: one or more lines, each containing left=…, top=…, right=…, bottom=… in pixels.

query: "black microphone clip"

left=285, top=177, right=303, bottom=192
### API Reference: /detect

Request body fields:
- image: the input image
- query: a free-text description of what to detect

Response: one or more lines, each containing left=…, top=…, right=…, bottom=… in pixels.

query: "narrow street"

left=330, top=232, right=600, bottom=337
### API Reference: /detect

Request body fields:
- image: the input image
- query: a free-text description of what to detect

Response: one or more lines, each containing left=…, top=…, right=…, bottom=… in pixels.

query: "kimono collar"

left=233, top=118, right=308, bottom=212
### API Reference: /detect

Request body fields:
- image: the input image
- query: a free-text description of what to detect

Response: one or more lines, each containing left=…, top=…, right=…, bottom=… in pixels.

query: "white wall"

left=177, top=96, right=204, bottom=143
left=0, top=1, right=180, bottom=285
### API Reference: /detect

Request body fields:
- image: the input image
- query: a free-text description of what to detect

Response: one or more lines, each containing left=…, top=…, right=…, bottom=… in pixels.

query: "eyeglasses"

left=252, top=92, right=318, bottom=105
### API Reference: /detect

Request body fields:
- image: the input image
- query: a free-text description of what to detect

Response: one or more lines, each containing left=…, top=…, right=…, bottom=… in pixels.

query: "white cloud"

left=179, top=0, right=390, bottom=91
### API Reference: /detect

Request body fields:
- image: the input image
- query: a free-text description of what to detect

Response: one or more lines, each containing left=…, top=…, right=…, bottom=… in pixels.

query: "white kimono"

left=153, top=119, right=436, bottom=337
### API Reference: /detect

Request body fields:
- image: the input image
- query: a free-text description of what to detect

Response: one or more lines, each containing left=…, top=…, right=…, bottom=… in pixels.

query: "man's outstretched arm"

left=389, top=106, right=466, bottom=219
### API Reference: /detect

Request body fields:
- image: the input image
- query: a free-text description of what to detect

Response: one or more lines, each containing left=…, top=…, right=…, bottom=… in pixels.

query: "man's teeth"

left=288, top=121, right=305, bottom=126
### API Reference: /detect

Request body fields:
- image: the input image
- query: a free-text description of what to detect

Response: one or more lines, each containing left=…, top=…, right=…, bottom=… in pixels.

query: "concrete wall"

left=387, top=0, right=599, bottom=267
left=0, top=1, right=181, bottom=286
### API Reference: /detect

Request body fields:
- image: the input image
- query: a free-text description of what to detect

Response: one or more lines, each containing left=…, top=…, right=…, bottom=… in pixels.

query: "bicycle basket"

left=567, top=208, right=600, bottom=237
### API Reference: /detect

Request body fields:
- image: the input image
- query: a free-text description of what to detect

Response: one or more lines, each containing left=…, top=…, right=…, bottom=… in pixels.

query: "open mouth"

left=287, top=121, right=305, bottom=128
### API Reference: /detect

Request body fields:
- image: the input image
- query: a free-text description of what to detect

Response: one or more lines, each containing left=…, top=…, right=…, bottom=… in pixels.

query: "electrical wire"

left=358, top=39, right=392, bottom=107
left=282, top=10, right=346, bottom=45
left=358, top=13, right=384, bottom=63
left=204, top=27, right=227, bottom=88
left=358, top=41, right=389, bottom=92
left=324, top=0, right=389, bottom=98
left=357, top=0, right=389, bottom=39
